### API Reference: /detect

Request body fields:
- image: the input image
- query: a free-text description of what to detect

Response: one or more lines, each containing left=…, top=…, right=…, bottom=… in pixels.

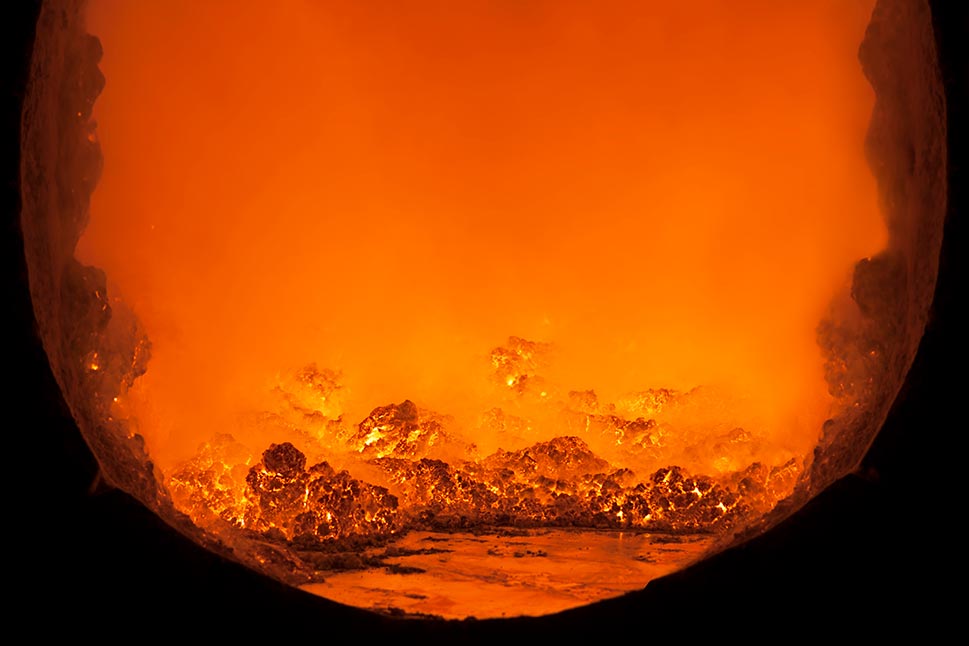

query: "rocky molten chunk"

left=168, top=434, right=252, bottom=527
left=245, top=442, right=399, bottom=542
left=490, top=336, right=553, bottom=394
left=367, top=436, right=744, bottom=532
left=481, top=436, right=609, bottom=481
left=347, top=400, right=452, bottom=459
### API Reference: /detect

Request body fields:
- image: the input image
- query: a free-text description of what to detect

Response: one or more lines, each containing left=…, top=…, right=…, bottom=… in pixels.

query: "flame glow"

left=77, top=0, right=882, bottom=575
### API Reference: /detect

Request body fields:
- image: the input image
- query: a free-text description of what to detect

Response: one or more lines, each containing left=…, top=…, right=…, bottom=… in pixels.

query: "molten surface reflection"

left=302, top=529, right=716, bottom=619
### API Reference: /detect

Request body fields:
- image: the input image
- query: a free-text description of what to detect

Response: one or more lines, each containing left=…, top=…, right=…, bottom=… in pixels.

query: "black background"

left=5, top=1, right=965, bottom=639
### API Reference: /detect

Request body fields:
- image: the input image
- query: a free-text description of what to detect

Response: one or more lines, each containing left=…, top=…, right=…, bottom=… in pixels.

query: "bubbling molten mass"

left=74, top=0, right=885, bottom=617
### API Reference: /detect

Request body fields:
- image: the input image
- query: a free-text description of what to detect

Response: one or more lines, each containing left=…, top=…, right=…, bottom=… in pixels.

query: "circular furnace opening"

left=20, top=0, right=947, bottom=619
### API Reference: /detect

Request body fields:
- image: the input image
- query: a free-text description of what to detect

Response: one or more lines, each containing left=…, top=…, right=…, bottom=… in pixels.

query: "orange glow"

left=79, top=0, right=882, bottom=493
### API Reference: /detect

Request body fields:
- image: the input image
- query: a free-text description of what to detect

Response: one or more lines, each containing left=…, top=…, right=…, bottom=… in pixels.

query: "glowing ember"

left=168, top=349, right=800, bottom=555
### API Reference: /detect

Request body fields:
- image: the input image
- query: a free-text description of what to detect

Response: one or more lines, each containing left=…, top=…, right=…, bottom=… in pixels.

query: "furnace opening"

left=22, top=0, right=947, bottom=619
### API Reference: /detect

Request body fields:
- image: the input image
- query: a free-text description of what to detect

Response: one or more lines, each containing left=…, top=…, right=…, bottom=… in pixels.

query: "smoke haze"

left=79, top=1, right=882, bottom=468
